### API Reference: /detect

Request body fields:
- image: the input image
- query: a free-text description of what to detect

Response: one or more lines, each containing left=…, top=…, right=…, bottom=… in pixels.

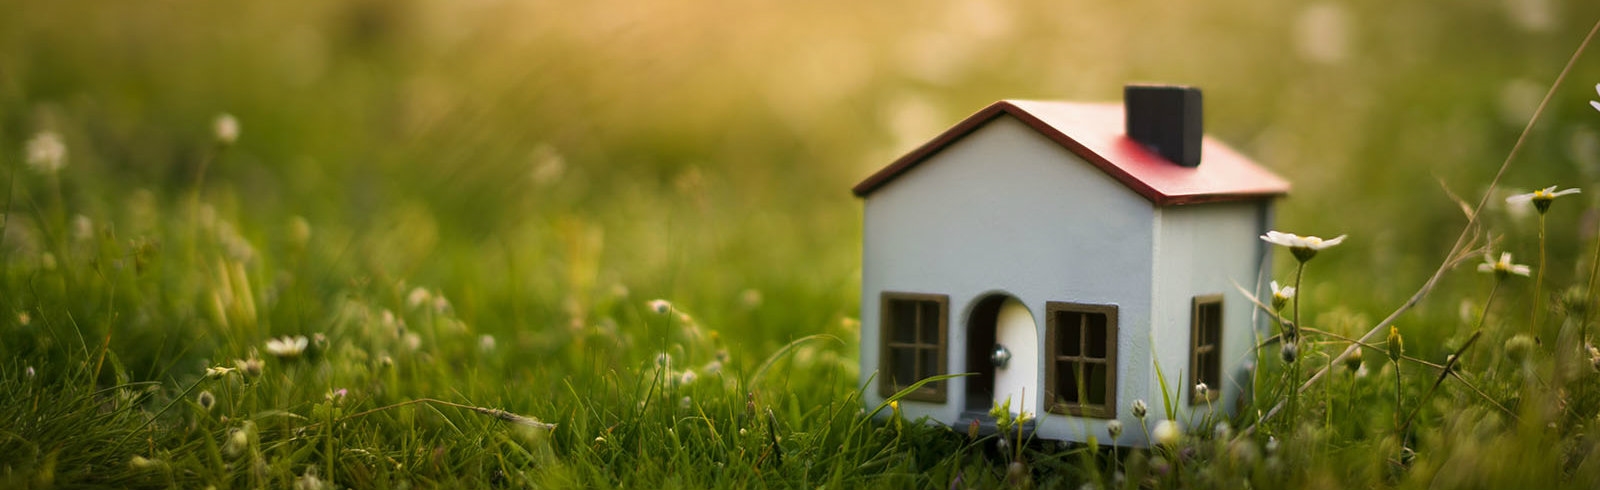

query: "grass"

left=6, top=0, right=1600, bottom=488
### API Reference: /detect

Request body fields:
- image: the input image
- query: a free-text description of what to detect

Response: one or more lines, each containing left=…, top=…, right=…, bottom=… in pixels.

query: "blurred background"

left=4, top=0, right=1600, bottom=371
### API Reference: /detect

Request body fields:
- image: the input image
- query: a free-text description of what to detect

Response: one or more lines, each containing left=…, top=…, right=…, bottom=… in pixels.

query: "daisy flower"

left=1270, top=280, right=1296, bottom=311
left=1260, top=230, right=1346, bottom=262
left=1477, top=252, right=1531, bottom=278
left=1506, top=186, right=1580, bottom=214
left=265, top=335, right=309, bottom=359
left=1590, top=83, right=1600, bottom=113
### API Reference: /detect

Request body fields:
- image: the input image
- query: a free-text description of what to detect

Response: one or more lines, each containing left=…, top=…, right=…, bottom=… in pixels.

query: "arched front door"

left=992, top=297, right=1039, bottom=415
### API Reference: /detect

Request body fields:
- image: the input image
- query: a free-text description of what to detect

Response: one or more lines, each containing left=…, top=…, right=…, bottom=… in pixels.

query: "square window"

left=879, top=292, right=949, bottom=402
left=1046, top=302, right=1118, bottom=418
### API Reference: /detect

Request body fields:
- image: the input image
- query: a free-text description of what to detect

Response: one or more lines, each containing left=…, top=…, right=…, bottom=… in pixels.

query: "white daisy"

left=264, top=335, right=309, bottom=359
left=1506, top=186, right=1580, bottom=214
left=1476, top=252, right=1532, bottom=278
left=1260, top=230, right=1346, bottom=262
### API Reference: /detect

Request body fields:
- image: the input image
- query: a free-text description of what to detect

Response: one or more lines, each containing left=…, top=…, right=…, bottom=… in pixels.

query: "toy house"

left=853, top=85, right=1289, bottom=445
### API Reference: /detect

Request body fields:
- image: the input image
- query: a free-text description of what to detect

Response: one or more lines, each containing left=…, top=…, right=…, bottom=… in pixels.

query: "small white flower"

left=1213, top=421, right=1233, bottom=440
left=1590, top=83, right=1600, bottom=113
left=24, top=131, right=67, bottom=174
left=1195, top=382, right=1210, bottom=399
left=223, top=422, right=254, bottom=457
left=214, top=113, right=240, bottom=145
left=406, top=287, right=432, bottom=309
left=678, top=369, right=698, bottom=386
left=647, top=299, right=672, bottom=314
left=1260, top=230, right=1346, bottom=262
left=1131, top=399, right=1148, bottom=419
left=205, top=366, right=237, bottom=379
left=1106, top=419, right=1124, bottom=439
left=264, top=335, right=309, bottom=358
left=1506, top=185, right=1581, bottom=213
left=479, top=334, right=497, bottom=352
left=1477, top=252, right=1532, bottom=278
left=1152, top=420, right=1182, bottom=447
left=1270, top=281, right=1296, bottom=311
left=129, top=455, right=166, bottom=471
left=234, top=357, right=264, bottom=377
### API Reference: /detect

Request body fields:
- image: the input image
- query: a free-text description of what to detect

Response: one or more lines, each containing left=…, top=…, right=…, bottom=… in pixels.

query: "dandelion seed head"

left=740, top=288, right=763, bottom=309
left=647, top=299, right=672, bottom=314
left=214, top=113, right=240, bottom=146
left=1506, top=334, right=1535, bottom=363
left=1152, top=420, right=1182, bottom=447
left=71, top=215, right=94, bottom=241
left=235, top=357, right=264, bottom=377
left=406, top=288, right=432, bottom=309
left=223, top=423, right=253, bottom=458
left=24, top=131, right=66, bottom=174
left=1214, top=421, right=1233, bottom=440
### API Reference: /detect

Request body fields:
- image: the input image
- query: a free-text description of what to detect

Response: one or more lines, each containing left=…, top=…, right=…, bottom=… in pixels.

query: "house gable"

left=853, top=100, right=1290, bottom=206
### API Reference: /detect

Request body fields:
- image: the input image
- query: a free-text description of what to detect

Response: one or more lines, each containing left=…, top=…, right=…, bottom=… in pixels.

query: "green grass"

left=6, top=0, right=1600, bottom=488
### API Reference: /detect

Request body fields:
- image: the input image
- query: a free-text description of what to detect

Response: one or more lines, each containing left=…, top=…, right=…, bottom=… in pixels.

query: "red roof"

left=852, top=100, right=1290, bottom=206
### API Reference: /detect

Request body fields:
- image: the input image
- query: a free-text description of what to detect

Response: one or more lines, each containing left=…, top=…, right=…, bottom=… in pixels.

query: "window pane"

left=918, top=301, right=939, bottom=345
left=919, top=347, right=939, bottom=379
left=890, top=348, right=916, bottom=385
left=1086, top=313, right=1108, bottom=359
left=1085, top=362, right=1107, bottom=405
left=1200, top=303, right=1221, bottom=346
left=1060, top=312, right=1082, bottom=357
left=891, top=300, right=917, bottom=343
left=1056, top=361, right=1080, bottom=403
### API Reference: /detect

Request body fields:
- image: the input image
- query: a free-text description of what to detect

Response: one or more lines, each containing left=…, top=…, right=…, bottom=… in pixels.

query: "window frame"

left=1189, top=294, right=1224, bottom=405
left=878, top=292, right=949, bottom=402
left=1044, top=301, right=1119, bottom=418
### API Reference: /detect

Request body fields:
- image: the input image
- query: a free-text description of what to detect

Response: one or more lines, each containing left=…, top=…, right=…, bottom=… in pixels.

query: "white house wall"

left=1149, top=200, right=1273, bottom=429
left=859, top=115, right=1156, bottom=439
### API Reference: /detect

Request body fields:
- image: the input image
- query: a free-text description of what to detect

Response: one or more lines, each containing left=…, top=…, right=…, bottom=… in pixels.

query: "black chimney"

left=1124, top=84, right=1203, bottom=167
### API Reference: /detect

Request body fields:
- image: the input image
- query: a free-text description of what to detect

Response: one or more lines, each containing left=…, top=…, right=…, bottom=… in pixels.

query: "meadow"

left=5, top=0, right=1600, bottom=488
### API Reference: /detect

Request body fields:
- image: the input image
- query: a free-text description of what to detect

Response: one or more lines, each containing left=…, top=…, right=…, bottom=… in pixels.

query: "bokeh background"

left=5, top=0, right=1600, bottom=377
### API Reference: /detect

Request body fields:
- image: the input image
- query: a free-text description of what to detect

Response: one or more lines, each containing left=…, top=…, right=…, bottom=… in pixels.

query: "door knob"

left=991, top=344, right=1011, bottom=369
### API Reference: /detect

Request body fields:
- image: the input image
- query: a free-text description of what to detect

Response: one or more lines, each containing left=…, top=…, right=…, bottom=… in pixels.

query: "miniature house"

left=853, top=85, right=1289, bottom=445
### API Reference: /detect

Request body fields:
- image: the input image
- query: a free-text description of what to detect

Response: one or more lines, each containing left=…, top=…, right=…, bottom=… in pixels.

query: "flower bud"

left=1131, top=400, right=1148, bottom=419
left=1343, top=346, right=1364, bottom=372
left=1387, top=326, right=1404, bottom=363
